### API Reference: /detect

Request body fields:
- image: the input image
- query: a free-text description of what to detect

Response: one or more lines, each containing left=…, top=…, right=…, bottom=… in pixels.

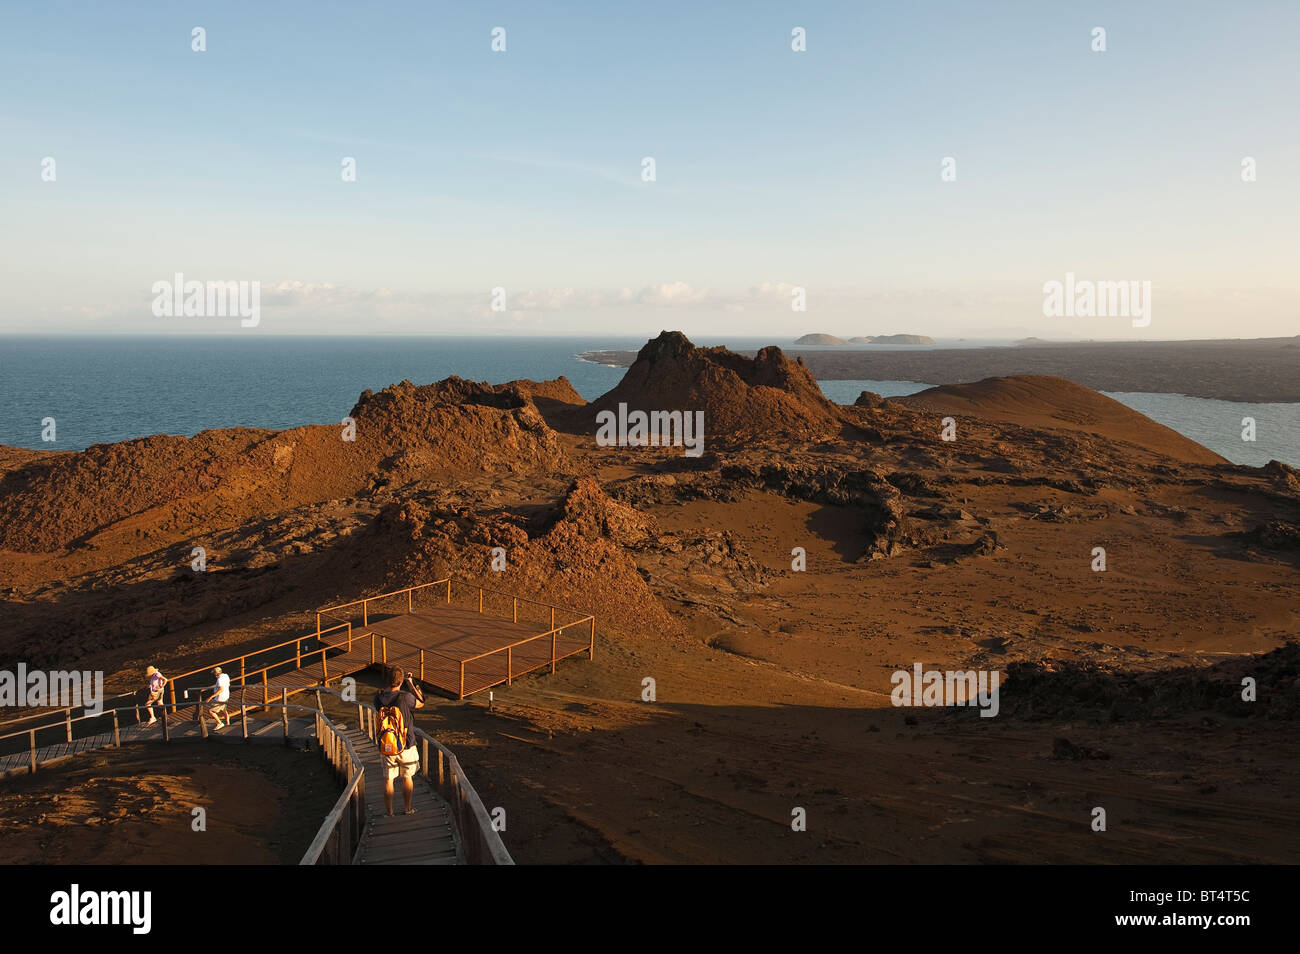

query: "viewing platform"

left=312, top=578, right=595, bottom=699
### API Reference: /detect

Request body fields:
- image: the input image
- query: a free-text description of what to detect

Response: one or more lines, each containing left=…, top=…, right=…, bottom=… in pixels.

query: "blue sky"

left=1, top=0, right=1296, bottom=339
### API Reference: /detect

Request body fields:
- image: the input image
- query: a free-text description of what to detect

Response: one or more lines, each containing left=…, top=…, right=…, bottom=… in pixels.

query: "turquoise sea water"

left=1, top=336, right=1295, bottom=467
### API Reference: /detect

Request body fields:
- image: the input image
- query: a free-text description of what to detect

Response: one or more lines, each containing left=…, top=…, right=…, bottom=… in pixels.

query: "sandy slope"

left=900, top=375, right=1226, bottom=465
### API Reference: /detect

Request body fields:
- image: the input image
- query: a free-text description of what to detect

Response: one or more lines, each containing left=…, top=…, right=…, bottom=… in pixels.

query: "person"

left=206, top=666, right=231, bottom=729
left=144, top=666, right=166, bottom=726
left=373, top=665, right=424, bottom=816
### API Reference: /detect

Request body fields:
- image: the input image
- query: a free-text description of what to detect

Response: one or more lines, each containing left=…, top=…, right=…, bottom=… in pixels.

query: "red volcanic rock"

left=369, top=478, right=681, bottom=640
left=508, top=376, right=586, bottom=406
left=586, top=331, right=844, bottom=442
left=0, top=376, right=574, bottom=553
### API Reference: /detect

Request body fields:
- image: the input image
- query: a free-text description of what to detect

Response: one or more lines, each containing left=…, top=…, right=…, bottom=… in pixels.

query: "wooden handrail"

left=300, top=707, right=367, bottom=865
left=412, top=725, right=514, bottom=866
left=320, top=576, right=583, bottom=628
left=165, top=621, right=353, bottom=687
left=0, top=621, right=353, bottom=738
left=317, top=578, right=450, bottom=616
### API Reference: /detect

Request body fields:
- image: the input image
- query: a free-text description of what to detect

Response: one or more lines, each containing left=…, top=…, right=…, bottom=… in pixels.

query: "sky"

left=1, top=0, right=1297, bottom=340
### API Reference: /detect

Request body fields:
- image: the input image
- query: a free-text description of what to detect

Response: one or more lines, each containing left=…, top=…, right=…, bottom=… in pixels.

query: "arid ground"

left=2, top=332, right=1297, bottom=863
left=0, top=741, right=338, bottom=864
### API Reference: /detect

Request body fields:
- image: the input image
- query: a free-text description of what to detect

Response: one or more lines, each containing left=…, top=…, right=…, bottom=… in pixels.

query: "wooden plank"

left=363, top=826, right=455, bottom=847
left=361, top=840, right=456, bottom=864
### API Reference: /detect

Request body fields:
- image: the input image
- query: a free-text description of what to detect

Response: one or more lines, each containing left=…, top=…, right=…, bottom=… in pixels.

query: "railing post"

left=168, top=681, right=176, bottom=714
left=408, top=589, right=413, bottom=613
left=112, top=709, right=120, bottom=747
left=370, top=633, right=375, bottom=665
left=459, top=662, right=465, bottom=699
left=28, top=729, right=36, bottom=774
left=513, top=597, right=517, bottom=623
left=162, top=707, right=171, bottom=742
left=357, top=767, right=367, bottom=854
left=242, top=705, right=249, bottom=740
left=422, top=737, right=430, bottom=780
left=64, top=709, right=72, bottom=743
left=507, top=646, right=512, bottom=685
left=382, top=637, right=387, bottom=664
left=590, top=617, right=595, bottom=659
left=262, top=670, right=268, bottom=705
left=239, top=655, right=246, bottom=687
left=420, top=649, right=425, bottom=683
left=281, top=689, right=289, bottom=739
left=316, top=613, right=321, bottom=640
left=446, top=579, right=451, bottom=604
left=347, top=622, right=353, bottom=651
left=322, top=646, right=329, bottom=682
left=341, top=789, right=351, bottom=862
left=551, top=630, right=557, bottom=673
left=551, top=607, right=555, bottom=632
left=296, top=638, right=301, bottom=668
left=363, top=599, right=368, bottom=627
left=478, top=588, right=483, bottom=614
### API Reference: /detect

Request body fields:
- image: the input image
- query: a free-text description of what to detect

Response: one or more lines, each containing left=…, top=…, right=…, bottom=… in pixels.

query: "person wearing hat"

left=206, top=666, right=231, bottom=729
left=144, top=666, right=166, bottom=725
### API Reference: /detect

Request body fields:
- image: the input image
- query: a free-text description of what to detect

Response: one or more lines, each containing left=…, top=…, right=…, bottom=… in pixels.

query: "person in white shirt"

left=207, top=667, right=232, bottom=729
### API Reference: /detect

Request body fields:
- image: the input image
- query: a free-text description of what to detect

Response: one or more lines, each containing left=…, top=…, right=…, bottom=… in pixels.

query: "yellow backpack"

left=377, top=702, right=407, bottom=757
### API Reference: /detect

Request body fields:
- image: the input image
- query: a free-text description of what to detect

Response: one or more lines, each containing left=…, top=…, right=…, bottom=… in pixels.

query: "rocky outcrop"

left=587, top=331, right=844, bottom=442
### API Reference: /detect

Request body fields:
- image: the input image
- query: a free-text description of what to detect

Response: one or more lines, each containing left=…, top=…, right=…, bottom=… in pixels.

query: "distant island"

left=576, top=336, right=1300, bottom=403
left=793, top=333, right=936, bottom=346
left=793, top=333, right=847, bottom=345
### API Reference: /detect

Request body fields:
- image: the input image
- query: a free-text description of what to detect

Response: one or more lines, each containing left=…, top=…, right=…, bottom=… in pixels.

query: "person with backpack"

left=374, top=665, right=424, bottom=816
left=143, top=666, right=166, bottom=726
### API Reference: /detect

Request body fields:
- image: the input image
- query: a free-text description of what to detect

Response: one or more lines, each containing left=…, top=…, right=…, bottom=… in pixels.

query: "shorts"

left=384, top=745, right=420, bottom=781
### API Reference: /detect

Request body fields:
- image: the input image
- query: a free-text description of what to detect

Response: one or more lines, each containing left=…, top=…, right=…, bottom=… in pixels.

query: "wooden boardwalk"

left=0, top=580, right=572, bottom=861
left=341, top=722, right=460, bottom=864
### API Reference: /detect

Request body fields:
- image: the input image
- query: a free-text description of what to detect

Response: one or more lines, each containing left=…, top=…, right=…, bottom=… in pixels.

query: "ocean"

left=1, top=336, right=1296, bottom=468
